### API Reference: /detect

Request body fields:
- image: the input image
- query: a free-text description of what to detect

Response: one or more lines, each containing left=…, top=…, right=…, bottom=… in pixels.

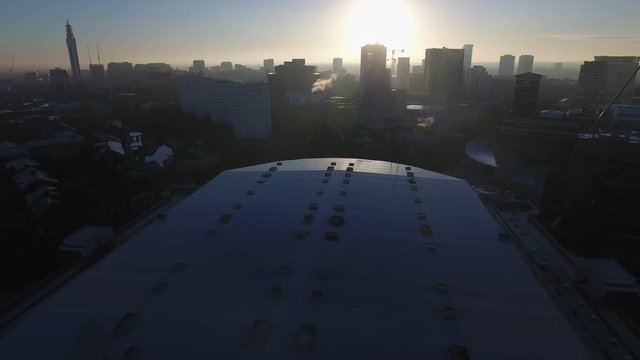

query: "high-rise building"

left=49, top=68, right=69, bottom=92
left=332, top=57, right=344, bottom=75
left=221, top=61, right=233, bottom=72
left=396, top=57, right=410, bottom=91
left=517, top=55, right=534, bottom=74
left=107, top=62, right=134, bottom=87
left=65, top=20, right=81, bottom=82
left=463, top=44, right=473, bottom=70
left=424, top=47, right=465, bottom=99
left=554, top=62, right=563, bottom=78
left=512, top=72, right=543, bottom=117
left=88, top=64, right=105, bottom=87
left=24, top=72, right=39, bottom=86
left=465, top=65, right=491, bottom=100
left=182, top=77, right=271, bottom=139
left=189, top=60, right=205, bottom=76
left=498, top=54, right=516, bottom=77
left=360, top=44, right=390, bottom=98
left=577, top=56, right=640, bottom=106
left=263, top=59, right=275, bottom=74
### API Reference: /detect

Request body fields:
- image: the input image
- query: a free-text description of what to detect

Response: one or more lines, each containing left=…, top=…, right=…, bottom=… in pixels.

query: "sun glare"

left=346, top=0, right=415, bottom=53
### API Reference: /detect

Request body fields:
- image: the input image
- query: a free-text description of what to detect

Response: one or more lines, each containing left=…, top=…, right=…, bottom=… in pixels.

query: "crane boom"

left=87, top=46, right=93, bottom=65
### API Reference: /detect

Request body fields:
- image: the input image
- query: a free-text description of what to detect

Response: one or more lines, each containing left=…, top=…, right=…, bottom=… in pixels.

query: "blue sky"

left=1, top=0, right=639, bottom=70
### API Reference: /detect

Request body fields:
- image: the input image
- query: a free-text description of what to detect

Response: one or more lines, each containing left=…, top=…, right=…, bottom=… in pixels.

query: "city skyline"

left=2, top=0, right=640, bottom=71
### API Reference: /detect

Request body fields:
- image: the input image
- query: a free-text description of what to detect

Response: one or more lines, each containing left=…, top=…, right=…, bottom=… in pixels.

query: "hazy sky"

left=1, top=0, right=639, bottom=70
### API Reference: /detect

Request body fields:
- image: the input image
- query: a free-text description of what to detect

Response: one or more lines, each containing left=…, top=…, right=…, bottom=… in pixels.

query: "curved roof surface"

left=0, top=158, right=592, bottom=359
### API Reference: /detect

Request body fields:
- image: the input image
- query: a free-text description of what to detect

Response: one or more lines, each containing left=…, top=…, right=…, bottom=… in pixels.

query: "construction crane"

left=87, top=46, right=93, bottom=66
left=390, top=49, right=405, bottom=65
left=97, top=44, right=102, bottom=65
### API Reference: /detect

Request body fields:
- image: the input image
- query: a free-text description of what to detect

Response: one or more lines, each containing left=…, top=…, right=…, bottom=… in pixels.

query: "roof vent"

left=124, top=346, right=142, bottom=360
left=441, top=307, right=456, bottom=319
left=277, top=162, right=283, bottom=166
left=414, top=198, right=422, bottom=204
left=340, top=190, right=347, bottom=197
left=435, top=282, right=449, bottom=293
left=448, top=345, right=470, bottom=360
left=270, top=287, right=283, bottom=298
left=232, top=203, right=242, bottom=210
left=333, top=204, right=345, bottom=212
left=407, top=172, right=415, bottom=177
left=330, top=161, right=337, bottom=166
left=327, top=166, right=334, bottom=171
left=420, top=225, right=433, bottom=236
left=418, top=212, right=427, bottom=220
left=269, top=167, right=278, bottom=172
left=295, top=324, right=316, bottom=351
left=324, top=172, right=332, bottom=177
left=302, top=214, right=314, bottom=225
left=346, top=167, right=354, bottom=172
left=262, top=173, right=272, bottom=178
left=219, top=214, right=233, bottom=224
left=174, top=262, right=187, bottom=272
left=316, top=190, right=324, bottom=196
left=348, top=162, right=355, bottom=166
left=325, top=232, right=340, bottom=241
left=327, top=215, right=345, bottom=227
left=308, top=203, right=319, bottom=211
left=246, top=190, right=255, bottom=196
left=206, top=229, right=218, bottom=237
left=310, top=290, right=324, bottom=302
left=248, top=320, right=273, bottom=345
left=114, top=312, right=140, bottom=334
left=295, top=230, right=310, bottom=240
left=405, top=166, right=412, bottom=171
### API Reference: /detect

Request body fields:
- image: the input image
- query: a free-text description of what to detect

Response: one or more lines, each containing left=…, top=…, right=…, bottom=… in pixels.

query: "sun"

left=346, top=0, right=415, bottom=53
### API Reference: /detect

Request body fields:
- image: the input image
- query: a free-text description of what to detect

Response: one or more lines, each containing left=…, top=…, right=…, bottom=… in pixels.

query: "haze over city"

left=2, top=0, right=640, bottom=70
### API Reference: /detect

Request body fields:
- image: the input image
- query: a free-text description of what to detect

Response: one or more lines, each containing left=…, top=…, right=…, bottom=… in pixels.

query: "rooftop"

left=0, top=158, right=593, bottom=359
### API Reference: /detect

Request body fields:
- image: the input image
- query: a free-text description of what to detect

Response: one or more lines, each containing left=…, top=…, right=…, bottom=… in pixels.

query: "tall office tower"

left=360, top=44, right=390, bottom=98
left=498, top=54, right=516, bottom=77
left=107, top=62, right=134, bottom=87
left=577, top=56, right=640, bottom=106
left=332, top=57, right=344, bottom=75
left=465, top=65, right=491, bottom=100
left=517, top=55, right=534, bottom=74
left=263, top=59, right=275, bottom=74
left=396, top=57, right=410, bottom=90
left=89, top=64, right=105, bottom=87
left=65, top=20, right=82, bottom=82
left=220, top=61, right=233, bottom=72
left=424, top=47, right=465, bottom=99
left=181, top=77, right=271, bottom=139
left=463, top=44, right=473, bottom=70
left=190, top=60, right=205, bottom=76
left=512, top=72, right=543, bottom=117
left=49, top=68, right=70, bottom=92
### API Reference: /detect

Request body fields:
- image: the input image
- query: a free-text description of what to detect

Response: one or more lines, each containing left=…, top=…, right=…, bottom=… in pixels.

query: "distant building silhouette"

left=498, top=54, right=515, bottom=77
left=517, top=55, right=534, bottom=74
left=396, top=57, right=410, bottom=91
left=465, top=65, right=491, bottom=100
left=49, top=68, right=69, bottom=93
left=220, top=61, right=233, bottom=72
left=424, top=47, right=464, bottom=99
left=89, top=64, right=105, bottom=87
left=554, top=62, right=563, bottom=78
left=360, top=44, right=390, bottom=99
left=24, top=72, right=39, bottom=86
left=107, top=62, right=134, bottom=87
left=189, top=60, right=205, bottom=76
left=512, top=72, right=543, bottom=117
left=182, top=77, right=271, bottom=139
left=332, top=57, right=344, bottom=75
left=65, top=20, right=81, bottom=82
left=577, top=56, right=639, bottom=107
left=463, top=44, right=473, bottom=70
left=410, top=64, right=425, bottom=91
left=263, top=59, right=274, bottom=74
